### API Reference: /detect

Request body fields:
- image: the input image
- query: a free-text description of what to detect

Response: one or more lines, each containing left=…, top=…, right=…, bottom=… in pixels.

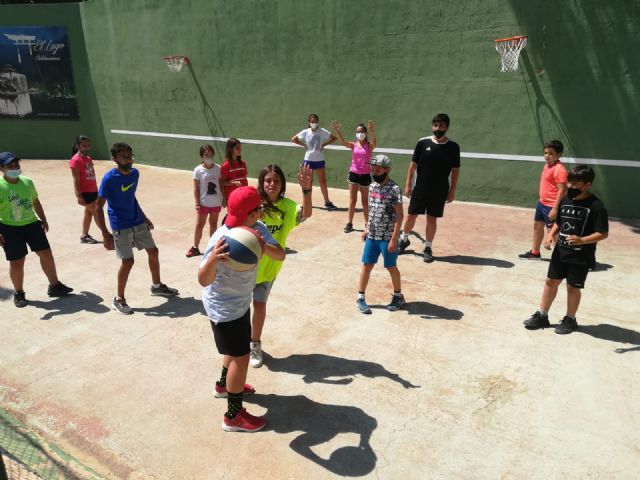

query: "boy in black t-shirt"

left=398, top=113, right=460, bottom=263
left=523, top=165, right=609, bottom=334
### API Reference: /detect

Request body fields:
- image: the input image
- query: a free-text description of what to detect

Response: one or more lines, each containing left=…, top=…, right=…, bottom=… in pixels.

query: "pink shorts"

left=197, top=206, right=221, bottom=215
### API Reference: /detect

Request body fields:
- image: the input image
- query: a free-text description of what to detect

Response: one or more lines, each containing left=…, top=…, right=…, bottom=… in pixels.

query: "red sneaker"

left=222, top=408, right=266, bottom=432
left=214, top=382, right=255, bottom=398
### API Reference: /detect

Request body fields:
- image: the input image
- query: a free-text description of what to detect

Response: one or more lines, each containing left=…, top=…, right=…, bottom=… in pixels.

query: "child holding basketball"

left=249, top=164, right=312, bottom=368
left=198, top=186, right=285, bottom=432
left=356, top=154, right=405, bottom=314
left=69, top=135, right=100, bottom=244
left=220, top=138, right=248, bottom=203
left=523, top=165, right=608, bottom=334
left=95, top=142, right=179, bottom=314
left=291, top=113, right=338, bottom=210
left=331, top=120, right=377, bottom=233
left=186, top=144, right=223, bottom=258
left=519, top=140, right=568, bottom=260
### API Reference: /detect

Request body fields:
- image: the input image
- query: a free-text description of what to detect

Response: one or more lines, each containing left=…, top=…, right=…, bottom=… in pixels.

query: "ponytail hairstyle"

left=258, top=164, right=286, bottom=219
left=72, top=135, right=90, bottom=155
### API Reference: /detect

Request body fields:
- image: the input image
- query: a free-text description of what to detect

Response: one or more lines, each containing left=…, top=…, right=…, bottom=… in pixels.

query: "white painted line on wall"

left=111, top=129, right=640, bottom=168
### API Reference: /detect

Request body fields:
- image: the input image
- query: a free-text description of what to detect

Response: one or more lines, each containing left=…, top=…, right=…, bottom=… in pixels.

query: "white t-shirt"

left=193, top=164, right=222, bottom=208
left=297, top=127, right=331, bottom=162
left=201, top=222, right=278, bottom=323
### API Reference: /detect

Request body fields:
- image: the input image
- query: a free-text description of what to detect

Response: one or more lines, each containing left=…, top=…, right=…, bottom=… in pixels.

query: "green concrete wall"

left=5, top=1, right=639, bottom=217
left=0, top=3, right=108, bottom=159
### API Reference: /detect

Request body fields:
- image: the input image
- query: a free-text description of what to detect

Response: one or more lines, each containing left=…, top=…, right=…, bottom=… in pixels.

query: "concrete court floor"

left=1, top=160, right=639, bottom=480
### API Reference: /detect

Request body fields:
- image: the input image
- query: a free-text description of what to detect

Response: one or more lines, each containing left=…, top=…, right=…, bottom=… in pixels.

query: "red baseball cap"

left=225, top=186, right=262, bottom=228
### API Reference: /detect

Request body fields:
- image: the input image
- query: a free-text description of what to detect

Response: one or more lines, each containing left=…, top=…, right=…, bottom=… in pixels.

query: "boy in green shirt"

left=0, top=152, right=72, bottom=307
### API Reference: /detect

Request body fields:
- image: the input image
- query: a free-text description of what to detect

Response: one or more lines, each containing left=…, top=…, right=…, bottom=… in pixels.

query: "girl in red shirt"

left=69, top=135, right=100, bottom=244
left=220, top=138, right=248, bottom=203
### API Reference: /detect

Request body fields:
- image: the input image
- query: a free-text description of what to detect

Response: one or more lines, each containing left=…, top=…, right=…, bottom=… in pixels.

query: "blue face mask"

left=5, top=168, right=21, bottom=179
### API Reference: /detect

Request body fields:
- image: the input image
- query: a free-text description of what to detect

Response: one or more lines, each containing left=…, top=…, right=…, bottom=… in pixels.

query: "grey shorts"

left=114, top=223, right=156, bottom=259
left=253, top=281, right=274, bottom=303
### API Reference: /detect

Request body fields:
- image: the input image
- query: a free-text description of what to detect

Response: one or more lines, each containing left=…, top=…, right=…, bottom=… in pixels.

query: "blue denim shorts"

left=362, top=238, right=398, bottom=268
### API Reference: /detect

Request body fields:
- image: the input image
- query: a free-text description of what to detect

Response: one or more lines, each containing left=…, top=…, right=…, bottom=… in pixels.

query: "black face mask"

left=119, top=162, right=133, bottom=172
left=567, top=187, right=582, bottom=200
left=433, top=130, right=446, bottom=139
left=372, top=172, right=387, bottom=183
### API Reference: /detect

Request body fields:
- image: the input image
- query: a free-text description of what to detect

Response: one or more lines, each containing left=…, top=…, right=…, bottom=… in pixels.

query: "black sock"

left=225, top=391, right=243, bottom=419
left=217, top=366, right=228, bottom=388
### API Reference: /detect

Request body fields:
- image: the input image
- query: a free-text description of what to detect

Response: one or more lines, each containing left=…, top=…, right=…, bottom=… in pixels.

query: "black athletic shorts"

left=547, top=257, right=589, bottom=289
left=81, top=192, right=98, bottom=204
left=408, top=192, right=447, bottom=217
left=348, top=171, right=372, bottom=188
left=0, top=221, right=50, bottom=261
left=210, top=309, right=251, bottom=357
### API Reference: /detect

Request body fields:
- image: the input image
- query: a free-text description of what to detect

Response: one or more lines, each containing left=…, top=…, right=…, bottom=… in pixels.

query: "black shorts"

left=348, top=171, right=371, bottom=188
left=0, top=221, right=50, bottom=261
left=408, top=192, right=447, bottom=217
left=81, top=192, right=98, bottom=204
left=210, top=309, right=251, bottom=357
left=547, top=256, right=589, bottom=289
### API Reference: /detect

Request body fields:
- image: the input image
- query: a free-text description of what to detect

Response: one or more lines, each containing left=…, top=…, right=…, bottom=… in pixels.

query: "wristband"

left=302, top=189, right=312, bottom=194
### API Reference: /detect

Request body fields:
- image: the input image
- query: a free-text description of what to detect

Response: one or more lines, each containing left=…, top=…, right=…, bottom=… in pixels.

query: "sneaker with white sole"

left=250, top=341, right=263, bottom=368
left=150, top=283, right=179, bottom=297
left=222, top=408, right=266, bottom=432
left=398, top=237, right=410, bottom=254
left=356, top=298, right=371, bottom=314
left=113, top=296, right=133, bottom=315
left=387, top=294, right=406, bottom=311
left=214, top=382, right=255, bottom=398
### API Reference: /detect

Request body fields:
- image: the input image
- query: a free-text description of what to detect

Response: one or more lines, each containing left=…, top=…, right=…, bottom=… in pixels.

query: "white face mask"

left=202, top=157, right=214, bottom=166
left=356, top=132, right=366, bottom=141
left=309, top=122, right=318, bottom=130
left=5, top=168, right=21, bottom=179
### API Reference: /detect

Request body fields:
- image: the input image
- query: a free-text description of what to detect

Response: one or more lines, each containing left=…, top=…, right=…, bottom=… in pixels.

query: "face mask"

left=4, top=168, right=21, bottom=179
left=202, top=157, right=214, bottom=166
left=119, top=162, right=133, bottom=172
left=309, top=122, right=318, bottom=130
left=372, top=172, right=387, bottom=183
left=567, top=187, right=582, bottom=200
left=356, top=132, right=366, bottom=141
left=433, top=130, right=446, bottom=139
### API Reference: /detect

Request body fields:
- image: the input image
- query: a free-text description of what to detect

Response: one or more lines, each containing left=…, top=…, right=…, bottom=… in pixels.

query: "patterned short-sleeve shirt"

left=367, top=179, right=402, bottom=241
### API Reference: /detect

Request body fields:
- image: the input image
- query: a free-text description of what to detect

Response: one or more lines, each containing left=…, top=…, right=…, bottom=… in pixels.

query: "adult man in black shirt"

left=398, top=113, right=460, bottom=262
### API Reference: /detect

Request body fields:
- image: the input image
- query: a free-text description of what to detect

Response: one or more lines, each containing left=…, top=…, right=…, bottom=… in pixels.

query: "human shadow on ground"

left=132, top=296, right=204, bottom=318
left=590, top=262, right=613, bottom=272
left=28, top=291, right=109, bottom=320
left=403, top=301, right=464, bottom=320
left=431, top=255, right=514, bottom=268
left=576, top=324, right=640, bottom=354
left=285, top=247, right=298, bottom=255
left=243, top=393, right=377, bottom=477
left=262, top=352, right=419, bottom=389
left=0, top=287, right=12, bottom=301
left=312, top=206, right=348, bottom=212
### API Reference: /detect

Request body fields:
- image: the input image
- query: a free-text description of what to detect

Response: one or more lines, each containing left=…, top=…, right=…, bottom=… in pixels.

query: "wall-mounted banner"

left=0, top=26, right=78, bottom=119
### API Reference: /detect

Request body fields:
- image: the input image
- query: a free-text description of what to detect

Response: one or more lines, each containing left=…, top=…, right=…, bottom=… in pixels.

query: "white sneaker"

left=249, top=341, right=263, bottom=368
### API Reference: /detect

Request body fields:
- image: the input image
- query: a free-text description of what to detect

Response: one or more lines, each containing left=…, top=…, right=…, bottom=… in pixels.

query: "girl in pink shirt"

left=331, top=120, right=377, bottom=233
left=69, top=135, right=100, bottom=244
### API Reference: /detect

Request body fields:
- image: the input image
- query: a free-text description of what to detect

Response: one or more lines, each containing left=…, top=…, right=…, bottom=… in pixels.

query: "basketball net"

left=495, top=36, right=527, bottom=73
left=163, top=56, right=189, bottom=73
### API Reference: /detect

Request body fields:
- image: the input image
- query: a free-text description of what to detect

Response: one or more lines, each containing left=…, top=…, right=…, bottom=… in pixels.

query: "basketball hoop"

left=163, top=55, right=189, bottom=73
left=495, top=36, right=527, bottom=73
